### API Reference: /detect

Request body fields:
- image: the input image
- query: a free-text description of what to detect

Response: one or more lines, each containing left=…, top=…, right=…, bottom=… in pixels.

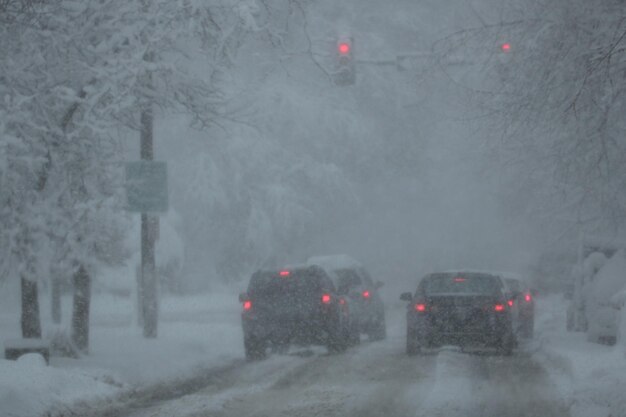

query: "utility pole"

left=140, top=69, right=159, bottom=339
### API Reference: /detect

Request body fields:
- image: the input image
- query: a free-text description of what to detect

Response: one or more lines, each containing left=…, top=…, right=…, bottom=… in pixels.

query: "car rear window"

left=248, top=269, right=327, bottom=301
left=504, top=278, right=522, bottom=292
left=421, top=273, right=501, bottom=295
left=334, top=269, right=363, bottom=294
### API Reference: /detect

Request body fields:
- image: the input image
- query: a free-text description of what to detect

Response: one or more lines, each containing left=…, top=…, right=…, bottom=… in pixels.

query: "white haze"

left=120, top=0, right=545, bottom=292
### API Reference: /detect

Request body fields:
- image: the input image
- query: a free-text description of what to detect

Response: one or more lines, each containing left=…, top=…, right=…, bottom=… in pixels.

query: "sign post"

left=125, top=113, right=168, bottom=338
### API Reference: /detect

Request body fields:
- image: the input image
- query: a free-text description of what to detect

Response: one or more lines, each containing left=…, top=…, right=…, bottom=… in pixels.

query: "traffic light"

left=338, top=42, right=351, bottom=55
left=333, top=37, right=355, bottom=86
left=496, top=41, right=514, bottom=81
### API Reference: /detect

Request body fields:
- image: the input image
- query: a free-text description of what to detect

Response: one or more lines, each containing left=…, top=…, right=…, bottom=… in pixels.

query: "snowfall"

left=1, top=275, right=626, bottom=417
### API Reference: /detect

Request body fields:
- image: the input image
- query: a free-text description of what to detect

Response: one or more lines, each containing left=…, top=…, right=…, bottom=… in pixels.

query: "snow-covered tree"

left=0, top=0, right=248, bottom=342
left=434, top=0, right=626, bottom=244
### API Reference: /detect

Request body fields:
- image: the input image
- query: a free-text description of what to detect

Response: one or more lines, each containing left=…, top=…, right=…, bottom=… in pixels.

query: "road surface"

left=91, top=305, right=570, bottom=417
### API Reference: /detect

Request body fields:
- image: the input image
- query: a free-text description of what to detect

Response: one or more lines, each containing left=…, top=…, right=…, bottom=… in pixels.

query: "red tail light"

left=279, top=270, right=290, bottom=277
left=415, top=303, right=426, bottom=312
left=322, top=294, right=331, bottom=304
left=339, top=298, right=346, bottom=305
left=243, top=300, right=252, bottom=311
left=494, top=304, right=505, bottom=312
left=508, top=300, right=514, bottom=307
left=362, top=290, right=371, bottom=299
left=525, top=293, right=532, bottom=302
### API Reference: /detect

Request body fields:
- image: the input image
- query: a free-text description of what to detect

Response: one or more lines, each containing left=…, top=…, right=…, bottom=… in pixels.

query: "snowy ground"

left=89, top=299, right=570, bottom=417
left=0, top=285, right=243, bottom=417
left=1, top=286, right=625, bottom=417
left=533, top=295, right=626, bottom=417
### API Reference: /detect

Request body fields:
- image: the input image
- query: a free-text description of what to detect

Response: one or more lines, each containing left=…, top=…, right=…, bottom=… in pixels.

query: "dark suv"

left=401, top=271, right=515, bottom=355
left=239, top=265, right=351, bottom=360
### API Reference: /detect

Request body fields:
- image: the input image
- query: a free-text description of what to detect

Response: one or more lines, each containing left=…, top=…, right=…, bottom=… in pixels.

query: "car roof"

left=281, top=263, right=313, bottom=271
left=306, top=254, right=362, bottom=271
left=253, top=264, right=326, bottom=277
left=491, top=271, right=524, bottom=280
left=437, top=269, right=503, bottom=277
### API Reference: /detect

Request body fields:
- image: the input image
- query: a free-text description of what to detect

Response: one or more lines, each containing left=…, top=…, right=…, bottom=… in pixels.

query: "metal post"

left=140, top=102, right=158, bottom=338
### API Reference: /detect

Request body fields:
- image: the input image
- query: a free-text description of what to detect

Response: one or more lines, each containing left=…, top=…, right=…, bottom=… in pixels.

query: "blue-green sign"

left=125, top=161, right=168, bottom=213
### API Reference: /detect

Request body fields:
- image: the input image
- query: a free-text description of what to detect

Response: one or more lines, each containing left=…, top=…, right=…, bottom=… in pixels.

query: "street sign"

left=125, top=161, right=168, bottom=213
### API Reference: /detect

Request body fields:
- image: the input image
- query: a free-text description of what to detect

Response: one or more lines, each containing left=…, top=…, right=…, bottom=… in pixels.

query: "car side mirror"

left=239, top=292, right=248, bottom=302
left=374, top=281, right=384, bottom=290
left=400, top=292, right=413, bottom=302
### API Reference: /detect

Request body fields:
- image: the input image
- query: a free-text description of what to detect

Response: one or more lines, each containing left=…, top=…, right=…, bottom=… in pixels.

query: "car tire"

left=497, top=332, right=514, bottom=356
left=521, top=320, right=534, bottom=339
left=327, top=321, right=348, bottom=354
left=349, top=321, right=360, bottom=346
left=244, top=335, right=266, bottom=361
left=271, top=341, right=290, bottom=354
left=406, top=327, right=421, bottom=356
left=566, top=308, right=575, bottom=332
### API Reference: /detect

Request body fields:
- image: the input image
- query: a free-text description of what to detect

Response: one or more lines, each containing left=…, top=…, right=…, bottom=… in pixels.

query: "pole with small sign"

left=125, top=111, right=168, bottom=338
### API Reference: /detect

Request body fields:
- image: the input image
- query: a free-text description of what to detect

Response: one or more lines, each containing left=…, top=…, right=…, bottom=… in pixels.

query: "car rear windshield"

left=421, top=273, right=501, bottom=295
left=334, top=269, right=362, bottom=294
left=504, top=278, right=522, bottom=292
left=248, top=269, right=326, bottom=301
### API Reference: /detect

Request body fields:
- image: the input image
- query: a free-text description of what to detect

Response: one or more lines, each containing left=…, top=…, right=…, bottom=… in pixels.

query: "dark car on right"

left=401, top=271, right=515, bottom=355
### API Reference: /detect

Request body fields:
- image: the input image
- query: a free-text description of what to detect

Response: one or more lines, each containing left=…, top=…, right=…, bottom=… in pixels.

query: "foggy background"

left=135, top=0, right=556, bottom=293
left=2, top=0, right=618, bottom=297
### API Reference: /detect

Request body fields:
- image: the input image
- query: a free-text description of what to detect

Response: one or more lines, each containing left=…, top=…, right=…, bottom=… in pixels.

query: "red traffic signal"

left=338, top=42, right=351, bottom=55
left=334, top=37, right=355, bottom=86
left=501, top=43, right=511, bottom=52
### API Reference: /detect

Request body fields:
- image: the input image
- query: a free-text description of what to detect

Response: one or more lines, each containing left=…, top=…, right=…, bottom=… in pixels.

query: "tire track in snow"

left=192, top=340, right=435, bottom=417
left=413, top=347, right=490, bottom=417
left=413, top=347, right=571, bottom=417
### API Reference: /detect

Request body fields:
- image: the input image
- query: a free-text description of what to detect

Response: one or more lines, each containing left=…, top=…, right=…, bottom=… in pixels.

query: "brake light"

left=279, top=270, right=290, bottom=277
left=508, top=300, right=514, bottom=307
left=525, top=293, right=532, bottom=302
left=415, top=303, right=426, bottom=312
left=339, top=298, right=346, bottom=305
left=362, top=290, right=370, bottom=299
left=494, top=304, right=505, bottom=312
left=322, top=294, right=331, bottom=304
left=243, top=300, right=252, bottom=311
left=454, top=277, right=466, bottom=282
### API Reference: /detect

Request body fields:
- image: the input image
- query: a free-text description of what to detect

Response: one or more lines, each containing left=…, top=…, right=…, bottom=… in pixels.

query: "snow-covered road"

left=95, top=306, right=570, bottom=417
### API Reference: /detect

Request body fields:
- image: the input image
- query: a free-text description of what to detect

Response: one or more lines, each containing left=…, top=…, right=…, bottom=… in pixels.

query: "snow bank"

left=586, top=250, right=626, bottom=344
left=589, top=250, right=626, bottom=304
left=0, top=290, right=243, bottom=417
left=0, top=356, right=120, bottom=417
left=535, top=294, right=626, bottom=417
